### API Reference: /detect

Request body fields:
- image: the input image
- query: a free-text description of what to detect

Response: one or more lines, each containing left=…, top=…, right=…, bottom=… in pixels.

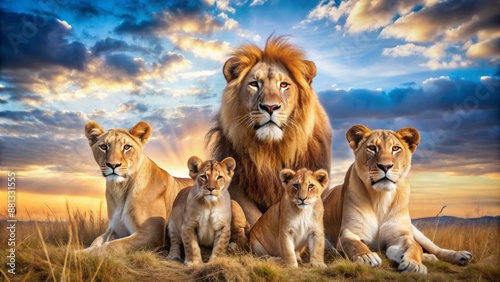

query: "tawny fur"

left=82, top=121, right=192, bottom=254
left=250, top=168, right=329, bottom=268
left=322, top=124, right=473, bottom=274
left=167, top=157, right=236, bottom=265
left=207, top=35, right=332, bottom=227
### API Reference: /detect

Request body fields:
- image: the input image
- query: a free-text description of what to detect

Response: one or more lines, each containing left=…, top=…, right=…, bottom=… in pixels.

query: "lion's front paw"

left=354, top=252, right=382, bottom=267
left=449, top=251, right=473, bottom=266
left=311, top=261, right=327, bottom=269
left=398, top=259, right=427, bottom=274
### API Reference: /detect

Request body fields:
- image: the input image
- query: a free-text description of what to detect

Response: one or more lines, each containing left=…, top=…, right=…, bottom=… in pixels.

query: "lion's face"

left=238, top=62, right=297, bottom=142
left=85, top=121, right=151, bottom=183
left=280, top=168, right=329, bottom=209
left=347, top=125, right=420, bottom=192
left=188, top=156, right=236, bottom=202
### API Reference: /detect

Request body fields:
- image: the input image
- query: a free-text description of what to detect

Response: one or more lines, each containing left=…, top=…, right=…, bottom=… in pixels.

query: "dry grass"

left=1, top=207, right=499, bottom=282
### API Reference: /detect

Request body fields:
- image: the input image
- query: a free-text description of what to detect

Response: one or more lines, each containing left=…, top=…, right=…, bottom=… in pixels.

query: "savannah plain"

left=1, top=206, right=498, bottom=282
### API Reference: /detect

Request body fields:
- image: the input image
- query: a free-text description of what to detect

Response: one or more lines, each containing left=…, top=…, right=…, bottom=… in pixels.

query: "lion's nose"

left=106, top=162, right=122, bottom=169
left=259, top=103, right=281, bottom=115
left=206, top=187, right=216, bottom=192
left=377, top=163, right=393, bottom=173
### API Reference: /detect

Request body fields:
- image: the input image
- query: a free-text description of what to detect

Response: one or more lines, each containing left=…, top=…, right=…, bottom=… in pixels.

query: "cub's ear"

left=346, top=124, right=371, bottom=150
left=303, top=60, right=316, bottom=85
left=397, top=127, right=420, bottom=153
left=220, top=157, right=236, bottom=177
left=279, top=169, right=296, bottom=187
left=313, top=169, right=329, bottom=189
left=130, top=121, right=151, bottom=145
left=188, top=156, right=204, bottom=180
left=223, top=57, right=240, bottom=83
left=84, top=121, right=105, bottom=146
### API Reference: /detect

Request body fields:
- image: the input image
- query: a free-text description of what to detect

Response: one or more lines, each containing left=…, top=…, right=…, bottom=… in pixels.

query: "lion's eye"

left=200, top=175, right=207, bottom=181
left=292, top=184, right=299, bottom=191
left=99, top=144, right=107, bottom=151
left=367, top=145, right=377, bottom=151
left=123, top=145, right=132, bottom=151
left=249, top=81, right=258, bottom=88
left=392, top=146, right=401, bottom=152
left=280, top=82, right=289, bottom=88
left=308, top=184, right=315, bottom=191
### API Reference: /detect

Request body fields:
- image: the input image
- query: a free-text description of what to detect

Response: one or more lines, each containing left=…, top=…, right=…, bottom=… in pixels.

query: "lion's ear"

left=130, top=121, right=151, bottom=145
left=188, top=156, right=204, bottom=179
left=220, top=157, right=236, bottom=177
left=223, top=57, right=240, bottom=83
left=397, top=127, right=420, bottom=153
left=85, top=121, right=105, bottom=146
left=303, top=60, right=316, bottom=85
left=313, top=169, right=329, bottom=189
left=279, top=169, right=296, bottom=187
left=346, top=124, right=371, bottom=150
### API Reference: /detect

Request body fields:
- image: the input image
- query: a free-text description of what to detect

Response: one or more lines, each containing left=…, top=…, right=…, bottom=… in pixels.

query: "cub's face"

left=188, top=156, right=236, bottom=202
left=84, top=121, right=151, bottom=183
left=347, top=125, right=420, bottom=192
left=280, top=168, right=329, bottom=209
left=239, top=62, right=298, bottom=142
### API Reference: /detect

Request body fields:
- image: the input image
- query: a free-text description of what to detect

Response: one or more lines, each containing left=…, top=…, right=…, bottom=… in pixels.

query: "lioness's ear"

left=130, top=121, right=151, bottom=145
left=346, top=124, right=371, bottom=150
left=279, top=169, right=296, bottom=187
left=313, top=169, right=329, bottom=189
left=397, top=127, right=420, bottom=153
left=223, top=57, right=239, bottom=83
left=303, top=60, right=316, bottom=85
left=84, top=121, right=105, bottom=146
left=188, top=156, right=204, bottom=179
left=220, top=157, right=236, bottom=177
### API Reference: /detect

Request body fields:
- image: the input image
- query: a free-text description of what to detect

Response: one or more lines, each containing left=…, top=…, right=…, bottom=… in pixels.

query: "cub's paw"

left=167, top=253, right=182, bottom=262
left=399, top=259, right=427, bottom=274
left=311, top=261, right=327, bottom=269
left=449, top=251, right=473, bottom=266
left=422, top=253, right=438, bottom=262
left=184, top=259, right=203, bottom=266
left=354, top=252, right=382, bottom=267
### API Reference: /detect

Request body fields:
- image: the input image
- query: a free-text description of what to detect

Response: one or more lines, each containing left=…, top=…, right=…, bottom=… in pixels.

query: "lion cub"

left=167, top=156, right=235, bottom=265
left=249, top=168, right=329, bottom=268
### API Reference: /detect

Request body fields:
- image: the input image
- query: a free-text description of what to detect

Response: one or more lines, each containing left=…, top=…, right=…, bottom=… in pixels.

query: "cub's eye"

left=292, top=183, right=299, bottom=191
left=367, top=145, right=377, bottom=151
left=308, top=184, right=315, bottom=191
left=200, top=175, right=207, bottom=181
left=123, top=145, right=132, bottom=151
left=280, top=82, right=289, bottom=88
left=249, top=81, right=258, bottom=88
left=99, top=144, right=107, bottom=151
left=392, top=146, right=401, bottom=152
left=217, top=175, right=223, bottom=180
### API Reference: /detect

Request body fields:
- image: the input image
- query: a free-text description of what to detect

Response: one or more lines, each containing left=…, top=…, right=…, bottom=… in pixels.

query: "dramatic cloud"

left=168, top=34, right=230, bottom=61
left=90, top=37, right=149, bottom=56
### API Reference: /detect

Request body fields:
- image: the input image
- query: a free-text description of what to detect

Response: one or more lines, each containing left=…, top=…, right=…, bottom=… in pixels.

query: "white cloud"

left=168, top=35, right=230, bottom=62
left=249, top=0, right=267, bottom=7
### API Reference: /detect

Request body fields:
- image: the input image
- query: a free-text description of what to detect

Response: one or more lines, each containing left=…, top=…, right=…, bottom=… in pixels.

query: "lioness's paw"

left=398, top=259, right=427, bottom=274
left=422, top=253, right=438, bottom=262
left=449, top=251, right=473, bottom=266
left=311, top=261, right=327, bottom=269
left=354, top=252, right=382, bottom=267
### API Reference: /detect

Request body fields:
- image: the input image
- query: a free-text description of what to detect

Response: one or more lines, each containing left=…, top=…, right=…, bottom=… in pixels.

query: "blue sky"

left=0, top=0, right=499, bottom=219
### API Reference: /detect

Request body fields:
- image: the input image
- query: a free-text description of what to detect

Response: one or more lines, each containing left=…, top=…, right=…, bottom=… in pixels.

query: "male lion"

left=83, top=121, right=192, bottom=253
left=322, top=124, right=473, bottom=274
left=168, top=156, right=235, bottom=265
left=250, top=168, right=329, bottom=268
left=207, top=36, right=332, bottom=227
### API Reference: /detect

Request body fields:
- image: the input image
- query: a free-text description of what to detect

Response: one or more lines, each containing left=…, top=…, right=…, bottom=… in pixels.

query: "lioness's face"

left=84, top=121, right=151, bottom=183
left=280, top=168, right=329, bottom=209
left=188, top=156, right=236, bottom=202
left=241, top=62, right=297, bottom=142
left=347, top=125, right=420, bottom=192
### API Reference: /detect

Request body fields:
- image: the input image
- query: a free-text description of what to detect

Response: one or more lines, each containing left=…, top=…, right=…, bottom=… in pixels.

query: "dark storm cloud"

left=90, top=37, right=149, bottom=56
left=319, top=76, right=500, bottom=176
left=0, top=10, right=89, bottom=71
left=66, top=1, right=113, bottom=19
left=104, top=53, right=146, bottom=76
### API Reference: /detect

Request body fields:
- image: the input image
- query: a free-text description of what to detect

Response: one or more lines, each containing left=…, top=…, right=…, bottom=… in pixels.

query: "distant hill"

left=412, top=216, right=500, bottom=228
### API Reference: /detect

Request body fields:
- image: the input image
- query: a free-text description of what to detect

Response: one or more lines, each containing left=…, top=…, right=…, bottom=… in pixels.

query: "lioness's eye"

left=392, top=146, right=401, bottom=152
left=280, top=82, right=289, bottom=88
left=217, top=175, right=223, bottom=180
left=123, top=145, right=132, bottom=151
left=99, top=144, right=107, bottom=151
left=367, top=145, right=376, bottom=151
left=200, top=175, right=207, bottom=181
left=293, top=184, right=299, bottom=190
left=249, top=81, right=258, bottom=88
left=308, top=184, right=314, bottom=191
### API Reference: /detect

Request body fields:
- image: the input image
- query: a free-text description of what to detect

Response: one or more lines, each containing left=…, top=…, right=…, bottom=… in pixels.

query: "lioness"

left=322, top=124, right=473, bottom=274
left=168, top=156, right=236, bottom=265
left=250, top=168, right=329, bottom=268
left=83, top=121, right=192, bottom=253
